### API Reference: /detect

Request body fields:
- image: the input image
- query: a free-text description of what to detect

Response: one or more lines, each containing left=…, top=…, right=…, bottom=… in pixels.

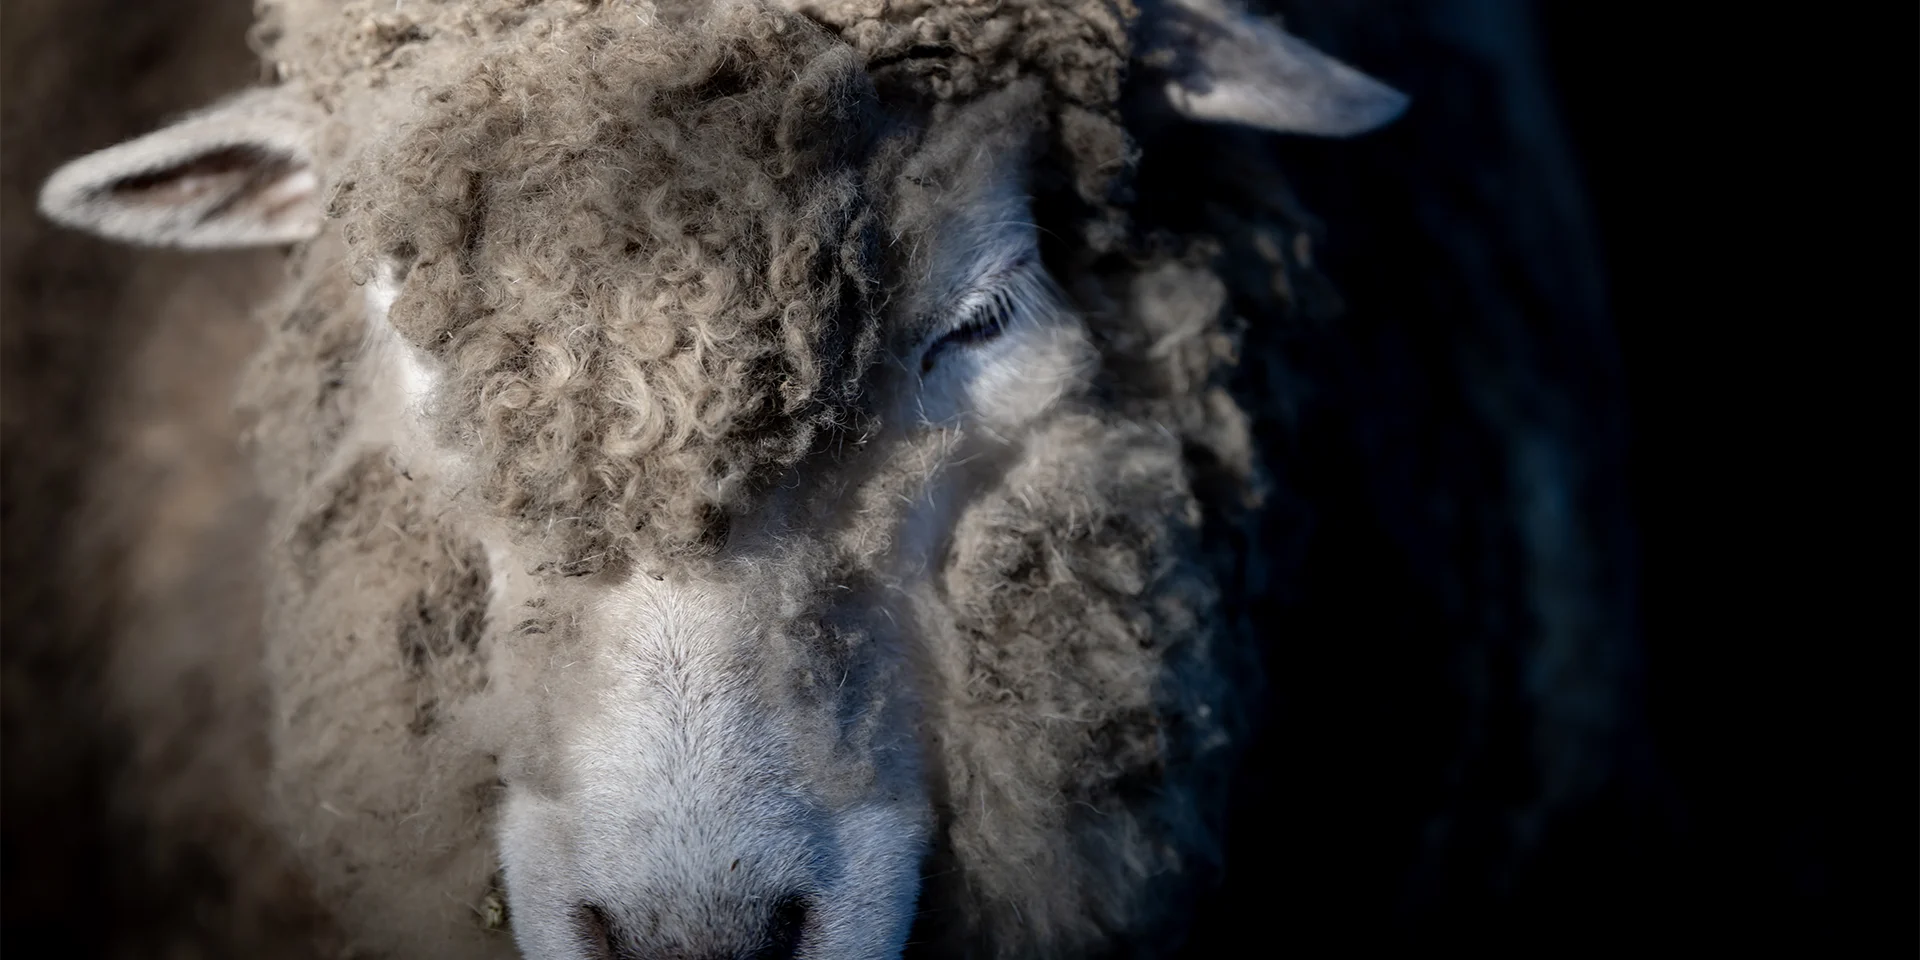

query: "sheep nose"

left=746, top=893, right=809, bottom=960
left=575, top=893, right=810, bottom=960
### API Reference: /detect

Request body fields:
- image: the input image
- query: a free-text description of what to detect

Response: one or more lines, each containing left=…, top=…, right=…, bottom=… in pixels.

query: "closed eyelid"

left=919, top=300, right=1010, bottom=375
left=922, top=250, right=1054, bottom=342
left=918, top=271, right=1043, bottom=375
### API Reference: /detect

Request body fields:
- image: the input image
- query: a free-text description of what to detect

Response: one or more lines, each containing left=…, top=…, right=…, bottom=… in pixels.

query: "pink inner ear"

left=256, top=169, right=320, bottom=221
left=106, top=144, right=302, bottom=208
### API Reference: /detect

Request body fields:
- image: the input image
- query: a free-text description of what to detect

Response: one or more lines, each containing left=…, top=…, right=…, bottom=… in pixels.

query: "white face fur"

left=361, top=156, right=1093, bottom=957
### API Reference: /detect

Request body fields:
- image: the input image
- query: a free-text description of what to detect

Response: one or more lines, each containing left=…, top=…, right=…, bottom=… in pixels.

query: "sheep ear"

left=1141, top=0, right=1408, bottom=137
left=38, top=88, right=322, bottom=249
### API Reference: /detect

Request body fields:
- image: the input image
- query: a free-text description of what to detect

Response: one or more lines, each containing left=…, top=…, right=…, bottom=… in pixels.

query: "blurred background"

left=2, top=1, right=1908, bottom=956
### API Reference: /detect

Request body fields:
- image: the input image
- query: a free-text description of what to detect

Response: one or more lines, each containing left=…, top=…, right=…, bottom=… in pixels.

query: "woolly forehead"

left=330, top=8, right=1052, bottom=565
left=334, top=11, right=892, bottom=370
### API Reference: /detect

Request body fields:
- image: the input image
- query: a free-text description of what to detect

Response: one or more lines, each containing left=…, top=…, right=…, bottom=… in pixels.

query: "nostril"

left=573, top=894, right=807, bottom=960
left=750, top=893, right=811, bottom=960
left=573, top=902, right=618, bottom=960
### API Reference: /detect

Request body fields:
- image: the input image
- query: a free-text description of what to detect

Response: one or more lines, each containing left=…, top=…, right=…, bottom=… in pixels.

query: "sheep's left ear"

left=38, top=87, right=322, bottom=249
left=1138, top=0, right=1408, bottom=137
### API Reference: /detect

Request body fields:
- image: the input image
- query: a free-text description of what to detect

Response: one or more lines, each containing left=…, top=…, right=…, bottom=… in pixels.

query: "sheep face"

left=340, top=29, right=1096, bottom=952
left=461, top=136, right=1090, bottom=960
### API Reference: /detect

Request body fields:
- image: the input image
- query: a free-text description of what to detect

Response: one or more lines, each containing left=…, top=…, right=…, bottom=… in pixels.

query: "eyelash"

left=920, top=288, right=1018, bottom=376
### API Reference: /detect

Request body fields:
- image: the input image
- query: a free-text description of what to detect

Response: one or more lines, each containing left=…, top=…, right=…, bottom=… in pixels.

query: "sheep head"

left=38, top=2, right=1402, bottom=957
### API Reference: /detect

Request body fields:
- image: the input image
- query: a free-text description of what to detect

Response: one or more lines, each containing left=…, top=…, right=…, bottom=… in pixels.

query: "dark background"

left=1533, top=5, right=1911, bottom=949
left=3, top=1, right=1911, bottom=956
left=1261, top=3, right=1911, bottom=951
left=1182, top=3, right=1913, bottom=952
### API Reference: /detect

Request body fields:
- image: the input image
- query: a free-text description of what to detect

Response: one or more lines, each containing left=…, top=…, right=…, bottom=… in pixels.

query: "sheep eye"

left=920, top=290, right=1014, bottom=376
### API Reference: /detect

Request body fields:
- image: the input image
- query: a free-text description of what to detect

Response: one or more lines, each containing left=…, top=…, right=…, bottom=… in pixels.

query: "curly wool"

left=921, top=412, right=1245, bottom=955
left=331, top=5, right=893, bottom=567
left=254, top=0, right=1140, bottom=217
left=781, top=0, right=1141, bottom=228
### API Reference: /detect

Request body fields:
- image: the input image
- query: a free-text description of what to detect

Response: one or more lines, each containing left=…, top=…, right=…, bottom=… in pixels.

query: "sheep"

left=37, top=0, right=1403, bottom=956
